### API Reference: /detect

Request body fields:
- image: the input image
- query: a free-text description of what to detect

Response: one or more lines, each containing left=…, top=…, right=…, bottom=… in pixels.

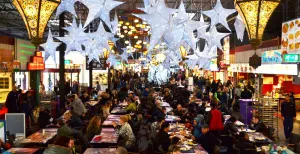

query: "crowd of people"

left=3, top=70, right=298, bottom=154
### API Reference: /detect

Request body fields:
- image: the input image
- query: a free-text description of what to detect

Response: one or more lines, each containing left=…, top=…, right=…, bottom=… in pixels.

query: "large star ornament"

left=55, top=0, right=77, bottom=18
left=203, top=0, right=236, bottom=31
left=81, top=0, right=123, bottom=30
left=205, top=26, right=229, bottom=50
left=234, top=14, right=246, bottom=41
left=134, top=0, right=179, bottom=51
left=40, top=29, right=61, bottom=63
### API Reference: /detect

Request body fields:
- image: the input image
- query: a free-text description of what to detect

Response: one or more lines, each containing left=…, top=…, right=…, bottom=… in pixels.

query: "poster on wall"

left=86, top=57, right=106, bottom=70
left=261, top=50, right=282, bottom=64
left=281, top=18, right=300, bottom=54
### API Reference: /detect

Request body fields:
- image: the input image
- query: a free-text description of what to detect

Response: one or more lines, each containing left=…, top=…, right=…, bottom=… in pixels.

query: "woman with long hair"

left=86, top=116, right=102, bottom=141
left=112, top=115, right=135, bottom=150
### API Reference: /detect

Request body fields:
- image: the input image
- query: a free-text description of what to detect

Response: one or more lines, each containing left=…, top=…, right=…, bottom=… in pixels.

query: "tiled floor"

left=276, top=112, right=300, bottom=145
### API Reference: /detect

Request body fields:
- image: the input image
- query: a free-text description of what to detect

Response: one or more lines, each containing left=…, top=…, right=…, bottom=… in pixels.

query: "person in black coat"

left=281, top=95, right=296, bottom=139
left=5, top=86, right=19, bottom=113
left=154, top=122, right=171, bottom=152
left=67, top=110, right=84, bottom=128
left=223, top=116, right=238, bottom=135
left=79, top=91, right=90, bottom=103
left=197, top=123, right=219, bottom=154
left=236, top=132, right=256, bottom=154
left=241, top=87, right=253, bottom=99
left=250, top=115, right=268, bottom=136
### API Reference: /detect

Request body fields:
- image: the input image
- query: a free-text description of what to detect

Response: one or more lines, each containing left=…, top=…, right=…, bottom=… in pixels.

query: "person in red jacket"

left=207, top=102, right=224, bottom=137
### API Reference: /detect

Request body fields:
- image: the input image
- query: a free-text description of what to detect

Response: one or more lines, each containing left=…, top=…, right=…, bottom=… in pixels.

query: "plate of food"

left=254, top=136, right=266, bottom=141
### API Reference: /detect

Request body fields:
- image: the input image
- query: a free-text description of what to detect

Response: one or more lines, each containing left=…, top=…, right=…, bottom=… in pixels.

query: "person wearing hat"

left=197, top=123, right=219, bottom=154
left=192, top=114, right=204, bottom=141
left=154, top=122, right=171, bottom=152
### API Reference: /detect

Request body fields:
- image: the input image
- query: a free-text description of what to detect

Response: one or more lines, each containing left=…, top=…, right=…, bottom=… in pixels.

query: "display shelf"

left=253, top=98, right=279, bottom=138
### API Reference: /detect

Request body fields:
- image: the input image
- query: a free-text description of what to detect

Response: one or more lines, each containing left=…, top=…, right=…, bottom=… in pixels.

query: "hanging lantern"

left=12, top=0, right=60, bottom=47
left=180, top=46, right=187, bottom=59
left=235, top=0, right=280, bottom=48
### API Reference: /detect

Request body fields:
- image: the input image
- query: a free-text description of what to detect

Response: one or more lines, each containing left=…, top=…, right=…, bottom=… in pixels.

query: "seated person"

left=43, top=136, right=73, bottom=154
left=154, top=122, right=171, bottom=152
left=125, top=98, right=137, bottom=113
left=151, top=117, right=164, bottom=133
left=79, top=91, right=90, bottom=103
left=192, top=114, right=204, bottom=141
left=57, top=119, right=78, bottom=138
left=112, top=115, right=136, bottom=150
left=86, top=116, right=102, bottom=141
left=235, top=132, right=256, bottom=154
left=168, top=145, right=181, bottom=154
left=223, top=116, right=238, bottom=135
left=250, top=115, right=268, bottom=136
left=65, top=110, right=84, bottom=128
left=38, top=108, right=51, bottom=128
left=197, top=123, right=219, bottom=154
left=172, top=104, right=188, bottom=118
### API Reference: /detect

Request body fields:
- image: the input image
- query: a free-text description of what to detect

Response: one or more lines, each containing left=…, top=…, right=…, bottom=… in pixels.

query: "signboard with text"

left=281, top=18, right=300, bottom=53
left=86, top=57, right=106, bottom=70
left=261, top=50, right=282, bottom=64
left=283, top=54, right=300, bottom=63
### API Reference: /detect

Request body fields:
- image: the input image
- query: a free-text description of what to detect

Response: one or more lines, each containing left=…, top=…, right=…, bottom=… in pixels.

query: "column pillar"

left=30, top=70, right=40, bottom=105
left=59, top=13, right=66, bottom=108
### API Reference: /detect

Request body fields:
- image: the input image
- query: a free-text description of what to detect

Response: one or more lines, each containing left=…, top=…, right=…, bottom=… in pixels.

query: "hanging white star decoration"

left=80, top=0, right=123, bottom=30
left=56, top=0, right=77, bottom=18
left=202, top=0, right=236, bottom=31
left=234, top=14, right=246, bottom=41
left=40, top=29, right=61, bottom=63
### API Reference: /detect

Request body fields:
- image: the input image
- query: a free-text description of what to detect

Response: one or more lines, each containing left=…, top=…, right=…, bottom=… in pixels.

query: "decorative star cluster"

left=40, top=29, right=61, bottom=63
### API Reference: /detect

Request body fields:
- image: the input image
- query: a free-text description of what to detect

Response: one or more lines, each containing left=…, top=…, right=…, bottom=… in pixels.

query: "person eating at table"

left=235, top=131, right=256, bottom=154
left=172, top=104, right=188, bottom=120
left=79, top=91, right=89, bottom=103
left=57, top=119, right=79, bottom=138
left=192, top=114, right=204, bottom=141
left=44, top=136, right=73, bottom=154
left=86, top=116, right=102, bottom=141
left=65, top=110, right=84, bottom=128
left=151, top=117, right=165, bottom=133
left=125, top=98, right=137, bottom=113
left=197, top=123, right=219, bottom=154
left=250, top=115, right=268, bottom=136
left=223, top=116, right=239, bottom=136
left=112, top=115, right=136, bottom=151
left=154, top=122, right=171, bottom=152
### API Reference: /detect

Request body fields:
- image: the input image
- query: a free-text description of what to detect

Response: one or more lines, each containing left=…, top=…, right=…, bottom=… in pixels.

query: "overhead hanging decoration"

left=12, top=0, right=60, bottom=47
left=55, top=0, right=77, bottom=18
left=234, top=0, right=281, bottom=48
left=80, top=0, right=123, bottom=30
left=203, top=0, right=236, bottom=31
left=234, top=14, right=246, bottom=41
left=40, top=29, right=61, bottom=63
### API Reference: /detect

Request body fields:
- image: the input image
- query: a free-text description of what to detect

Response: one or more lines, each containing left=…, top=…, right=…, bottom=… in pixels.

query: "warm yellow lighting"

left=123, top=26, right=128, bottom=29
left=142, top=21, right=147, bottom=24
left=235, top=0, right=280, bottom=48
left=154, top=44, right=160, bottom=49
left=117, top=32, right=121, bottom=36
left=118, top=24, right=122, bottom=27
left=134, top=36, right=138, bottom=39
left=143, top=41, right=147, bottom=45
left=130, top=26, right=135, bottom=30
left=128, top=31, right=133, bottom=35
left=124, top=30, right=128, bottom=33
left=156, top=53, right=166, bottom=62
left=179, top=46, right=187, bottom=58
left=12, top=0, right=60, bottom=46
left=120, top=34, right=125, bottom=38
left=145, top=28, right=149, bottom=31
left=134, top=19, right=139, bottom=23
left=125, top=22, right=130, bottom=26
left=119, top=21, right=124, bottom=24
left=136, top=24, right=140, bottom=27
left=103, top=48, right=110, bottom=59
left=141, top=24, right=146, bottom=28
left=146, top=25, right=151, bottom=29
left=125, top=40, right=130, bottom=44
